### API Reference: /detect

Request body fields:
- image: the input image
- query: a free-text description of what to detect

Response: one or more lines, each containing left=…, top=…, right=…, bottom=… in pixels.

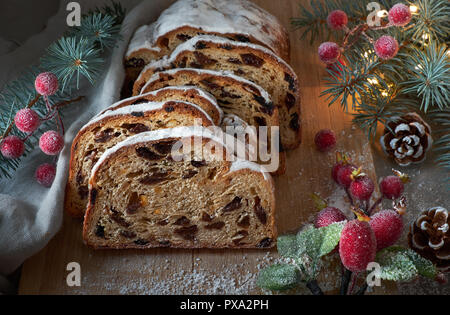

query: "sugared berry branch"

left=257, top=141, right=443, bottom=294
left=0, top=1, right=125, bottom=183
left=292, top=0, right=449, bottom=185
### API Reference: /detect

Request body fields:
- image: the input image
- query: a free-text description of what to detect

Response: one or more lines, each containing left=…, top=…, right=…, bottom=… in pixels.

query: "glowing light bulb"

left=410, top=5, right=418, bottom=13
left=377, top=10, right=388, bottom=17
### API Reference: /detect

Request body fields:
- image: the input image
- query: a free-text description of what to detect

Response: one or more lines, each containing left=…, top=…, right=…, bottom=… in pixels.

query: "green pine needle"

left=41, top=37, right=104, bottom=91
left=403, top=43, right=450, bottom=112
left=69, top=13, right=121, bottom=50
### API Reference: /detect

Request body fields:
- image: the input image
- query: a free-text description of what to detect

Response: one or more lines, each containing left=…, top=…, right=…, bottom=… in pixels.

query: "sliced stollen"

left=100, top=85, right=223, bottom=126
left=137, top=68, right=284, bottom=174
left=133, top=35, right=301, bottom=149
left=65, top=101, right=214, bottom=218
left=124, top=0, right=289, bottom=82
left=83, top=126, right=276, bottom=249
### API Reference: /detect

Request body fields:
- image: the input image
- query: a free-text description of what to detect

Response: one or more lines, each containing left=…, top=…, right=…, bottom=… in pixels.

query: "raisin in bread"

left=65, top=101, right=214, bottom=218
left=101, top=86, right=223, bottom=126
left=83, top=126, right=276, bottom=249
left=124, top=0, right=289, bottom=83
left=137, top=68, right=284, bottom=174
left=133, top=35, right=301, bottom=149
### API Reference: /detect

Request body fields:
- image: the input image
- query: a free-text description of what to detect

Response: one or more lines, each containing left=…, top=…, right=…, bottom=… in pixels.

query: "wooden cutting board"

left=18, top=0, right=396, bottom=295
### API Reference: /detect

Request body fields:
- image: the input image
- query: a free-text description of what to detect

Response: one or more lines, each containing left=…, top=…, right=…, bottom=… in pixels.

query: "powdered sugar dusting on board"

left=70, top=252, right=279, bottom=295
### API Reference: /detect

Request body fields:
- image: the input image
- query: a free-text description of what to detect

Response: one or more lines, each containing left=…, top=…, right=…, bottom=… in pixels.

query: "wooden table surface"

left=18, top=0, right=396, bottom=295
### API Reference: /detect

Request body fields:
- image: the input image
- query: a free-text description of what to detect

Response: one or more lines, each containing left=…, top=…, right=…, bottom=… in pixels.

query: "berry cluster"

left=0, top=72, right=64, bottom=187
left=314, top=151, right=410, bottom=278
left=318, top=4, right=412, bottom=65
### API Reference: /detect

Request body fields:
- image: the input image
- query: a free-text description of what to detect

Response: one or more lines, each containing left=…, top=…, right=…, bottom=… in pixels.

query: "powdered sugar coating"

left=374, top=35, right=399, bottom=60
left=82, top=101, right=214, bottom=132
left=14, top=108, right=41, bottom=133
left=339, top=220, right=377, bottom=272
left=370, top=210, right=404, bottom=250
left=140, top=35, right=296, bottom=78
left=35, top=72, right=59, bottom=96
left=90, top=126, right=271, bottom=184
left=35, top=163, right=56, bottom=187
left=0, top=135, right=25, bottom=159
left=99, top=86, right=223, bottom=123
left=125, top=24, right=160, bottom=58
left=140, top=68, right=272, bottom=104
left=127, top=0, right=288, bottom=58
left=39, top=131, right=64, bottom=156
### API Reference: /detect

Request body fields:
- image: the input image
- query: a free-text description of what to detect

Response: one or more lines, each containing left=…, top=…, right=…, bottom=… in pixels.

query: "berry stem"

left=0, top=95, right=83, bottom=144
left=306, top=280, right=324, bottom=295
left=340, top=268, right=352, bottom=295
left=345, top=188, right=355, bottom=207
left=355, top=283, right=368, bottom=295
left=348, top=273, right=359, bottom=295
left=368, top=197, right=383, bottom=215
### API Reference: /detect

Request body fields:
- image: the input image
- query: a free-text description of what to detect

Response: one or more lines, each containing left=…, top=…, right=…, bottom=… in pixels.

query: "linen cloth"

left=0, top=0, right=172, bottom=279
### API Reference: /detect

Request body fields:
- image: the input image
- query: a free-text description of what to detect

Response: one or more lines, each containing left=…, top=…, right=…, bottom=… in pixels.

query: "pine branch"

left=87, top=0, right=127, bottom=25
left=406, top=0, right=450, bottom=42
left=428, top=109, right=450, bottom=189
left=0, top=1, right=124, bottom=180
left=402, top=43, right=450, bottom=111
left=68, top=13, right=122, bottom=51
left=41, top=37, right=104, bottom=91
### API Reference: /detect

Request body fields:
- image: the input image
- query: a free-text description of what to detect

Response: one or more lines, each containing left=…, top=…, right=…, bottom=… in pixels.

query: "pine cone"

left=408, top=207, right=449, bottom=272
left=380, top=113, right=433, bottom=167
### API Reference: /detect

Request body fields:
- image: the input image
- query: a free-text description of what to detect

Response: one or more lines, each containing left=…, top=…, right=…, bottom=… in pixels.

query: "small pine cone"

left=380, top=113, right=433, bottom=167
left=408, top=207, right=449, bottom=272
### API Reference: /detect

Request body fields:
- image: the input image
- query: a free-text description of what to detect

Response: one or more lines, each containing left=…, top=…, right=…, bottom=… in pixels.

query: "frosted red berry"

left=1, top=136, right=25, bottom=159
left=14, top=108, right=40, bottom=133
left=327, top=10, right=348, bottom=30
left=369, top=210, right=404, bottom=251
left=388, top=3, right=412, bottom=26
left=380, top=176, right=404, bottom=200
left=336, top=164, right=357, bottom=188
left=314, top=129, right=337, bottom=152
left=350, top=175, right=375, bottom=201
left=318, top=42, right=341, bottom=64
left=374, top=35, right=399, bottom=60
left=339, top=220, right=377, bottom=272
left=35, top=163, right=56, bottom=187
left=35, top=72, right=59, bottom=96
left=39, top=131, right=64, bottom=156
left=314, top=207, right=347, bottom=228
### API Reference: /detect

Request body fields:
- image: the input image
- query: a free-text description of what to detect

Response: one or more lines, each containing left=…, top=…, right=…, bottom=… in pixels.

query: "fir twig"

left=41, top=37, right=104, bottom=91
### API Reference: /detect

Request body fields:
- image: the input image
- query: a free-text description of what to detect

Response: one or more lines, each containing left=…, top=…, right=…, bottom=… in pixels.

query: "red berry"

left=388, top=3, right=412, bottom=26
left=327, top=10, right=348, bottom=30
left=336, top=164, right=357, bottom=188
left=315, top=207, right=347, bottom=228
left=1, top=136, right=25, bottom=159
left=314, top=129, right=337, bottom=152
left=35, top=163, right=56, bottom=187
left=350, top=175, right=375, bottom=201
left=14, top=108, right=40, bottom=133
left=374, top=35, right=399, bottom=60
left=35, top=72, right=59, bottom=96
left=339, top=220, right=377, bottom=272
left=39, top=131, right=64, bottom=156
left=380, top=176, right=404, bottom=200
left=318, top=42, right=341, bottom=64
left=369, top=210, right=404, bottom=251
